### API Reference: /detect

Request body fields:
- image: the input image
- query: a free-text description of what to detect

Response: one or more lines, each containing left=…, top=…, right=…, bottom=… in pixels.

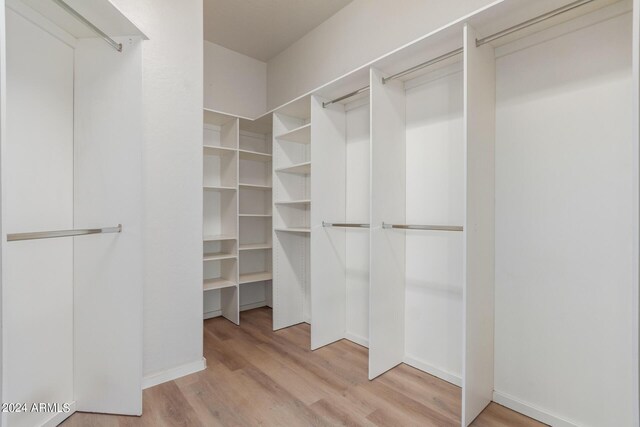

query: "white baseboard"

left=204, top=300, right=268, bottom=320
left=240, top=301, right=267, bottom=312
left=344, top=332, right=369, bottom=348
left=41, top=401, right=76, bottom=427
left=493, top=390, right=579, bottom=427
left=143, top=357, right=207, bottom=389
left=403, top=355, right=462, bottom=387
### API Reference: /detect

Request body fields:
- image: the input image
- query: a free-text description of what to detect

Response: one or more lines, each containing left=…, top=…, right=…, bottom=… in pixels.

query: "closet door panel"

left=462, top=24, right=496, bottom=427
left=369, top=68, right=406, bottom=379
left=3, top=9, right=74, bottom=427
left=310, top=95, right=346, bottom=349
left=73, top=37, right=144, bottom=415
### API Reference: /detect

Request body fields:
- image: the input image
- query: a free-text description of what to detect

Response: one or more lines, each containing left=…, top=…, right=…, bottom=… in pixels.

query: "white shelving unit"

left=203, top=110, right=240, bottom=324
left=272, top=97, right=312, bottom=329
left=202, top=110, right=274, bottom=323
left=238, top=116, right=274, bottom=312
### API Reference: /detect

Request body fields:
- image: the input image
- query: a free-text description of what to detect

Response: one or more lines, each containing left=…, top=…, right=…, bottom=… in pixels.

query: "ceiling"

left=203, top=0, right=353, bottom=62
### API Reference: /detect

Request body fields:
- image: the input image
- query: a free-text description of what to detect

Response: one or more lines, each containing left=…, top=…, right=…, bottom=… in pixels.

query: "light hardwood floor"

left=63, top=308, right=545, bottom=426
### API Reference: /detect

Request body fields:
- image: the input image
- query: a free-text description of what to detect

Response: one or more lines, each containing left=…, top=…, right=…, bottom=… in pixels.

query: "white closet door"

left=3, top=8, right=74, bottom=427
left=73, top=36, right=144, bottom=415
left=369, top=68, right=406, bottom=379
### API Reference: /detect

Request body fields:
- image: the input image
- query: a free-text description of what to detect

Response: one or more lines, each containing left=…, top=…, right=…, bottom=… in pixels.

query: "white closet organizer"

left=272, top=97, right=312, bottom=329
left=202, top=110, right=273, bottom=323
left=238, top=116, right=273, bottom=308
left=1, top=0, right=146, bottom=425
left=269, top=0, right=639, bottom=426
left=203, top=110, right=239, bottom=323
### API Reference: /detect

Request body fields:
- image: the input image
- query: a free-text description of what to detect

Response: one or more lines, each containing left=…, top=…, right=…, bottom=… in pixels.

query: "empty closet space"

left=272, top=97, right=313, bottom=329
left=309, top=93, right=371, bottom=350
left=2, top=0, right=146, bottom=424
left=490, top=1, right=636, bottom=425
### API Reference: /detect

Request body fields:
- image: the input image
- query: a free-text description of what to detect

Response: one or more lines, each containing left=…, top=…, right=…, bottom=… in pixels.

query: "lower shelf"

left=203, top=278, right=237, bottom=291
left=203, top=252, right=237, bottom=261
left=239, top=271, right=273, bottom=284
left=239, top=243, right=272, bottom=251
left=275, top=227, right=311, bottom=233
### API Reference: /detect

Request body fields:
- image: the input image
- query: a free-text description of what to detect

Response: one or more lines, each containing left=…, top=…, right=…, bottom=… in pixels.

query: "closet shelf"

left=275, top=162, right=311, bottom=175
left=239, top=149, right=272, bottom=162
left=239, top=243, right=272, bottom=251
left=275, top=123, right=311, bottom=144
left=203, top=185, right=237, bottom=192
left=275, top=200, right=311, bottom=206
left=203, top=278, right=237, bottom=291
left=275, top=227, right=311, bottom=233
left=239, top=271, right=272, bottom=284
left=239, top=183, right=272, bottom=190
left=203, top=234, right=237, bottom=242
left=203, top=145, right=237, bottom=156
left=203, top=252, right=237, bottom=262
left=239, top=214, right=272, bottom=217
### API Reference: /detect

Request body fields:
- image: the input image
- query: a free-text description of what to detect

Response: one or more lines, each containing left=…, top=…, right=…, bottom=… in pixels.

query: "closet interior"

left=202, top=0, right=638, bottom=425
left=202, top=110, right=273, bottom=323
left=1, top=0, right=146, bottom=425
left=272, top=98, right=313, bottom=329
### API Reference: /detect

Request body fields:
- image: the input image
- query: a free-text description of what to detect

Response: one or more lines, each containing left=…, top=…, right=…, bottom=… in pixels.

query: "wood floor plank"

left=63, top=308, right=546, bottom=427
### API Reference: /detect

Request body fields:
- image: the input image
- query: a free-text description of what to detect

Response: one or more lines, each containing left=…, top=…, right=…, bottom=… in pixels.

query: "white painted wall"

left=266, top=0, right=496, bottom=109
left=494, top=11, right=635, bottom=426
left=109, top=0, right=205, bottom=382
left=204, top=40, right=266, bottom=118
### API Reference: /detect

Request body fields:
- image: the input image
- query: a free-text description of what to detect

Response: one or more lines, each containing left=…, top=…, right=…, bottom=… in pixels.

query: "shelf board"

left=239, top=243, right=272, bottom=251
left=239, top=149, right=272, bottom=162
left=239, top=271, right=273, bottom=284
left=275, top=227, right=311, bottom=233
left=275, top=200, right=311, bottom=206
left=275, top=162, right=311, bottom=175
left=276, top=123, right=311, bottom=144
left=203, top=252, right=237, bottom=262
left=203, top=145, right=236, bottom=156
left=203, top=185, right=237, bottom=192
left=239, top=214, right=272, bottom=217
left=239, top=183, right=272, bottom=191
left=203, top=278, right=237, bottom=291
left=203, top=234, right=237, bottom=242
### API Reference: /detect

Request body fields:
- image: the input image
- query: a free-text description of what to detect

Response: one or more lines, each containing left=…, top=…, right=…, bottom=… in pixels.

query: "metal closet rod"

left=382, top=223, right=463, bottom=232
left=7, top=224, right=122, bottom=242
left=52, top=0, right=123, bottom=52
left=322, top=0, right=594, bottom=107
left=322, top=221, right=370, bottom=228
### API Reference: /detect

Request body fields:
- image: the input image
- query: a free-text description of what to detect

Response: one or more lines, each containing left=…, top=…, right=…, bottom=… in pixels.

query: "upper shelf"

left=204, top=145, right=237, bottom=156
left=239, top=149, right=272, bottom=162
left=239, top=183, right=272, bottom=191
left=275, top=123, right=311, bottom=144
left=275, top=162, right=311, bottom=175
left=16, top=0, right=148, bottom=40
